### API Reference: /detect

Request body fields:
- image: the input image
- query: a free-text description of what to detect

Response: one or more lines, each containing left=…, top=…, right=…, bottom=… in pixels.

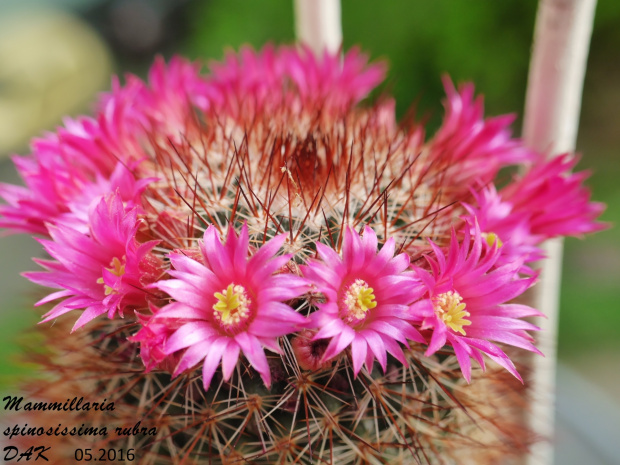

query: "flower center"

left=213, top=283, right=251, bottom=330
left=96, top=256, right=126, bottom=295
left=482, top=231, right=503, bottom=248
left=433, top=290, right=471, bottom=335
left=341, top=279, right=377, bottom=325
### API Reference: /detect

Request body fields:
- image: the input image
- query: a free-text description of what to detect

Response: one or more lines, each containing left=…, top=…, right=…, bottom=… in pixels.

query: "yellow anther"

left=213, top=284, right=250, bottom=327
left=97, top=256, right=126, bottom=295
left=433, top=290, right=472, bottom=336
left=482, top=232, right=503, bottom=248
left=342, top=279, right=377, bottom=324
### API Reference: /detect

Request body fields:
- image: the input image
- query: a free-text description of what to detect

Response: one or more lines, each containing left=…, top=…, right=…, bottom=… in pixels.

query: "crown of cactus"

left=0, top=45, right=605, bottom=464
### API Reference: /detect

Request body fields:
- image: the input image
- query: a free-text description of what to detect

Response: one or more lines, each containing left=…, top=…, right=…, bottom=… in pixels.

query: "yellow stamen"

left=342, top=279, right=377, bottom=324
left=482, top=232, right=503, bottom=248
left=433, top=290, right=472, bottom=335
left=96, top=256, right=126, bottom=295
left=213, top=284, right=251, bottom=327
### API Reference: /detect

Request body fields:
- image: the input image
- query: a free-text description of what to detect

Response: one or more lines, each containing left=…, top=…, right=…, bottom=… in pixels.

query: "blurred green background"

left=0, top=0, right=618, bottom=459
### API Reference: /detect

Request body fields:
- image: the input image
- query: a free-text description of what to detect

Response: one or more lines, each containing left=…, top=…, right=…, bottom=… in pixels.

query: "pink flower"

left=57, top=162, right=152, bottom=234
left=198, top=45, right=385, bottom=118
left=129, top=308, right=182, bottom=373
left=501, top=153, right=607, bottom=239
left=302, top=226, right=425, bottom=376
left=24, top=193, right=160, bottom=331
left=0, top=116, right=149, bottom=236
left=462, top=185, right=544, bottom=274
left=426, top=77, right=534, bottom=190
left=152, top=224, right=308, bottom=390
left=411, top=223, right=542, bottom=382
left=100, top=56, right=205, bottom=138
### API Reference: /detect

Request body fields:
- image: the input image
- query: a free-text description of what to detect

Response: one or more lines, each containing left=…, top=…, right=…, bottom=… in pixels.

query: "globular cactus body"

left=0, top=46, right=604, bottom=464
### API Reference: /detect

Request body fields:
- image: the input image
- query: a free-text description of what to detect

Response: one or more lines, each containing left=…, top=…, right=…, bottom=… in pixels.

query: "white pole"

left=522, top=1, right=597, bottom=464
left=294, top=0, right=342, bottom=55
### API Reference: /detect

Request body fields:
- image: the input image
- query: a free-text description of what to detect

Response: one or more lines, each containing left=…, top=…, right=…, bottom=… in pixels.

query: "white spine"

left=523, top=1, right=597, bottom=464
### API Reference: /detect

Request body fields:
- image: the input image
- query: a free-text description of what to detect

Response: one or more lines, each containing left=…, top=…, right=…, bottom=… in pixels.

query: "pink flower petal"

left=202, top=337, right=229, bottom=390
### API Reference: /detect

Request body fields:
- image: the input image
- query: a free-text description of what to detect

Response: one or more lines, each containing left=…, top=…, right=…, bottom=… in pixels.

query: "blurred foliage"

left=185, top=0, right=538, bottom=130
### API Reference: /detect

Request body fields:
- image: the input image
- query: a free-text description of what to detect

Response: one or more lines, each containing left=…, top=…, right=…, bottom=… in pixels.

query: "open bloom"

left=25, top=193, right=161, bottom=331
left=411, top=223, right=542, bottom=382
left=462, top=185, right=544, bottom=275
left=152, top=224, right=308, bottom=390
left=0, top=117, right=149, bottom=236
left=425, top=77, right=534, bottom=191
left=198, top=45, right=385, bottom=118
left=303, top=226, right=425, bottom=376
left=501, top=153, right=607, bottom=239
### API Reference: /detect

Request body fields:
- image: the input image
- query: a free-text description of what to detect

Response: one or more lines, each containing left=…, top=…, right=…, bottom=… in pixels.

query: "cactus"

left=1, top=46, right=603, bottom=464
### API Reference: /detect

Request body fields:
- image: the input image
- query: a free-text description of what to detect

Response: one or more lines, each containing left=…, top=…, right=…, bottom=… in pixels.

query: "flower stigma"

left=97, top=256, right=126, bottom=295
left=213, top=283, right=251, bottom=329
left=341, top=279, right=377, bottom=325
left=433, top=290, right=471, bottom=335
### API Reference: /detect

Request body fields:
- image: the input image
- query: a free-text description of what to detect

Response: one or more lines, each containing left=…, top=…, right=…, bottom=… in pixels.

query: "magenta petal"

left=235, top=332, right=271, bottom=387
left=350, top=335, right=367, bottom=376
left=313, top=318, right=346, bottom=340
left=202, top=337, right=228, bottom=390
left=466, top=329, right=541, bottom=354
left=166, top=323, right=215, bottom=354
left=301, top=261, right=341, bottom=287
left=347, top=227, right=365, bottom=273
left=156, top=280, right=208, bottom=308
left=249, top=254, right=292, bottom=283
left=397, top=320, right=426, bottom=344
left=40, top=300, right=75, bottom=321
left=460, top=337, right=505, bottom=358
left=382, top=253, right=410, bottom=276
left=482, top=303, right=544, bottom=319
left=450, top=336, right=473, bottom=382
left=316, top=242, right=343, bottom=269
left=35, top=289, right=74, bottom=306
left=174, top=341, right=211, bottom=375
left=382, top=337, right=407, bottom=365
left=248, top=233, right=286, bottom=270
left=168, top=253, right=209, bottom=276
left=201, top=226, right=231, bottom=278
left=258, top=275, right=309, bottom=300
left=361, top=226, right=378, bottom=263
left=371, top=237, right=395, bottom=274
left=232, top=223, right=249, bottom=275
left=426, top=322, right=447, bottom=356
left=469, top=315, right=540, bottom=332
left=369, top=320, right=407, bottom=344
left=221, top=340, right=240, bottom=381
left=361, top=330, right=387, bottom=372
left=364, top=346, right=375, bottom=372
left=155, top=302, right=206, bottom=320
left=259, top=302, right=308, bottom=325
left=258, top=337, right=283, bottom=355
left=408, top=299, right=434, bottom=319
left=322, top=326, right=355, bottom=361
left=71, top=305, right=107, bottom=331
left=248, top=319, right=296, bottom=338
left=486, top=352, right=522, bottom=382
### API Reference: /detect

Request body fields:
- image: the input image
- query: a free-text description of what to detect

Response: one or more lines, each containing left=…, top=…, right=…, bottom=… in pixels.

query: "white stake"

left=523, top=1, right=597, bottom=464
left=294, top=0, right=342, bottom=55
